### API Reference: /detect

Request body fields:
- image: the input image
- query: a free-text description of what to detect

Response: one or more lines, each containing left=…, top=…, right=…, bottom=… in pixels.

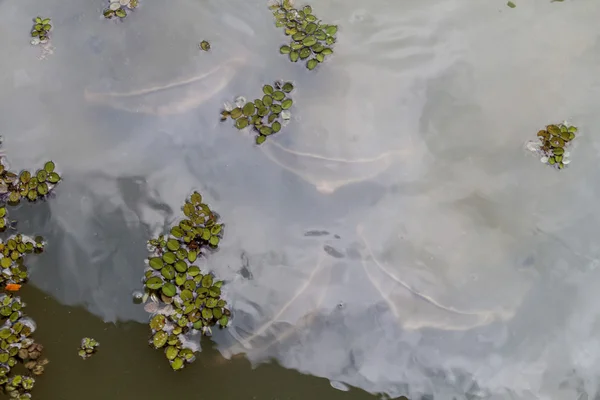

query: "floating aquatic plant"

left=0, top=235, right=45, bottom=289
left=30, top=17, right=52, bottom=46
left=526, top=122, right=577, bottom=169
left=0, top=160, right=61, bottom=206
left=199, top=41, right=211, bottom=51
left=0, top=293, right=48, bottom=399
left=78, top=338, right=100, bottom=359
left=221, top=81, right=295, bottom=145
left=0, top=147, right=60, bottom=398
left=103, top=0, right=138, bottom=19
left=140, top=191, right=230, bottom=371
left=270, top=1, right=337, bottom=70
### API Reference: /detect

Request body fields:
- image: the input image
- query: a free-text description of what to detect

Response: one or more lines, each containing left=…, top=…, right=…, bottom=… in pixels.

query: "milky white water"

left=1, top=0, right=600, bottom=399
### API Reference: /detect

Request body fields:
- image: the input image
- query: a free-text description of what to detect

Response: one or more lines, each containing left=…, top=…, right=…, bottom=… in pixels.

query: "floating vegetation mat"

left=77, top=338, right=99, bottom=359
left=0, top=294, right=49, bottom=399
left=526, top=122, right=577, bottom=169
left=199, top=40, right=211, bottom=51
left=103, top=0, right=138, bottom=19
left=270, top=1, right=337, bottom=70
left=0, top=147, right=61, bottom=398
left=221, top=81, right=295, bottom=145
left=139, top=191, right=230, bottom=371
left=30, top=17, right=52, bottom=46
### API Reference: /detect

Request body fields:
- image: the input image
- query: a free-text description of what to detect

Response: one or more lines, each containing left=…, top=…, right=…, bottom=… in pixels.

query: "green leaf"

left=166, top=239, right=180, bottom=251
left=242, top=102, right=256, bottom=117
left=161, top=282, right=177, bottom=297
left=202, top=274, right=213, bottom=288
left=145, top=277, right=163, bottom=290
left=162, top=252, right=176, bottom=264
left=209, top=236, right=220, bottom=246
left=263, top=85, right=274, bottom=95
left=256, top=135, right=266, bottom=145
left=149, top=257, right=164, bottom=270
left=161, top=265, right=175, bottom=280
left=280, top=45, right=291, bottom=54
left=507, top=1, right=516, bottom=7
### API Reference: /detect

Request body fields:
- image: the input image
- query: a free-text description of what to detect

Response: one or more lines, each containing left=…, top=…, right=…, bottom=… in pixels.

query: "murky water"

left=1, top=0, right=600, bottom=398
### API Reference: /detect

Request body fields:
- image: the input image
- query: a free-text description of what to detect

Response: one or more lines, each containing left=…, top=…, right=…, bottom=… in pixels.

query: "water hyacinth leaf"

left=270, top=104, right=282, bottom=114
left=299, top=47, right=311, bottom=59
left=166, top=239, right=180, bottom=251
left=302, top=36, right=317, bottom=47
left=187, top=250, right=197, bottom=263
left=263, top=85, right=274, bottom=95
left=307, top=59, right=318, bottom=70
left=325, top=25, right=338, bottom=36
left=146, top=277, right=163, bottom=290
left=170, top=226, right=184, bottom=238
left=292, top=32, right=306, bottom=41
left=235, top=117, right=249, bottom=129
left=230, top=108, right=242, bottom=119
left=209, top=236, right=220, bottom=246
left=242, top=103, right=256, bottom=117
left=206, top=298, right=218, bottom=308
left=180, top=289, right=193, bottom=302
left=149, top=257, right=164, bottom=270
left=188, top=266, right=200, bottom=276
left=291, top=42, right=303, bottom=50
left=150, top=315, right=166, bottom=330
left=219, top=316, right=229, bottom=326
left=175, top=260, right=188, bottom=273
left=290, top=50, right=299, bottom=62
left=201, top=274, right=213, bottom=288
left=153, top=331, right=168, bottom=348
left=256, top=135, right=266, bottom=145
left=48, top=172, right=60, bottom=183
left=272, top=121, right=281, bottom=133
left=202, top=308, right=213, bottom=320
left=19, top=171, right=31, bottom=184
left=263, top=95, right=273, bottom=107
left=281, top=99, right=293, bottom=109
left=175, top=274, right=185, bottom=286
left=161, top=282, right=177, bottom=297
left=260, top=126, right=273, bottom=136
left=162, top=252, right=176, bottom=264
left=272, top=91, right=285, bottom=101
left=282, top=82, right=294, bottom=93
left=115, top=8, right=127, bottom=17
left=200, top=40, right=211, bottom=51
left=305, top=22, right=317, bottom=34
left=280, top=45, right=291, bottom=54
left=321, top=47, right=333, bottom=55
left=161, top=265, right=175, bottom=280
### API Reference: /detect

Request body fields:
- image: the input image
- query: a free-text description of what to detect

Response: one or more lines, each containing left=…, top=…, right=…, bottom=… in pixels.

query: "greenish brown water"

left=20, top=284, right=378, bottom=400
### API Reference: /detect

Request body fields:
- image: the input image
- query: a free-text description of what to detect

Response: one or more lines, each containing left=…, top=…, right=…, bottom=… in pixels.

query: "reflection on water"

left=1, top=0, right=600, bottom=398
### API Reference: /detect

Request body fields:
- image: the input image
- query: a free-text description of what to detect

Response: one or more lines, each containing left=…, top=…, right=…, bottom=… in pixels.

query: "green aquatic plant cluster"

left=0, top=150, right=61, bottom=397
left=103, top=0, right=139, bottom=19
left=529, top=123, right=577, bottom=169
left=0, top=161, right=60, bottom=206
left=0, top=235, right=45, bottom=288
left=29, top=17, right=51, bottom=46
left=271, top=1, right=337, bottom=70
left=0, top=294, right=49, bottom=399
left=77, top=338, right=100, bottom=359
left=221, top=81, right=295, bottom=145
left=141, top=191, right=230, bottom=371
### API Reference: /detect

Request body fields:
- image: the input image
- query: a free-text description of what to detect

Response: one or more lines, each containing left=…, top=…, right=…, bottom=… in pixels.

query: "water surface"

left=1, top=0, right=600, bottom=399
